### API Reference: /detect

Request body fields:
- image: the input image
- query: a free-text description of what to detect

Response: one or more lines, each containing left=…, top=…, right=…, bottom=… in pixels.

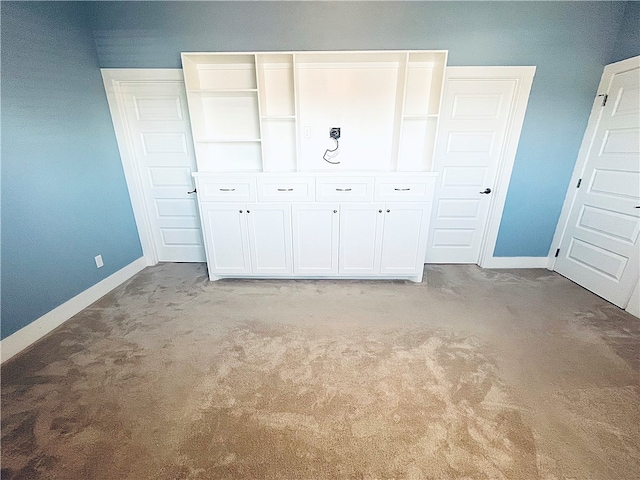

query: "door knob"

left=480, top=188, right=492, bottom=194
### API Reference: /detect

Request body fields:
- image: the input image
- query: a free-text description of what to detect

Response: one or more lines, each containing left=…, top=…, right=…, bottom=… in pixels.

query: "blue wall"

left=1, top=2, right=142, bottom=339
left=89, top=1, right=630, bottom=257
left=610, top=1, right=640, bottom=64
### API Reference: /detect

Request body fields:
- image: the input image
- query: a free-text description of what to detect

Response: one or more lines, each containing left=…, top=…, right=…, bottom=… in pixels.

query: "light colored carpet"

left=2, top=264, right=639, bottom=479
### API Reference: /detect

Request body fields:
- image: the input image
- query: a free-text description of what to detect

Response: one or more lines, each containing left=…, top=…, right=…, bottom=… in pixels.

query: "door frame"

left=547, top=56, right=640, bottom=272
left=435, top=67, right=536, bottom=268
left=101, top=69, right=186, bottom=266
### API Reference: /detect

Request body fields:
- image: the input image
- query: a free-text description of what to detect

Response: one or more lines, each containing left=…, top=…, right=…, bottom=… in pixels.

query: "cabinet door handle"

left=386, top=209, right=390, bottom=213
left=187, top=188, right=197, bottom=194
left=247, top=210, right=250, bottom=214
left=336, top=188, right=352, bottom=192
left=379, top=209, right=383, bottom=213
left=394, top=188, right=410, bottom=191
left=220, top=188, right=236, bottom=192
left=239, top=210, right=243, bottom=213
left=277, top=188, right=294, bottom=191
left=333, top=210, right=338, bottom=213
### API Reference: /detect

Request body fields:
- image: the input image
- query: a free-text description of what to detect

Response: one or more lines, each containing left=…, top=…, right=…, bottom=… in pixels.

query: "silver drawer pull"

left=394, top=188, right=411, bottom=191
left=277, top=188, right=294, bottom=192
left=336, top=188, right=352, bottom=192
left=219, top=188, right=236, bottom=192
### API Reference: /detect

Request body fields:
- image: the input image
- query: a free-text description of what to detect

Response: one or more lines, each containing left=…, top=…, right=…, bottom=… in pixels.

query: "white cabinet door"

left=246, top=204, right=293, bottom=275
left=554, top=61, right=640, bottom=308
left=381, top=203, right=430, bottom=276
left=200, top=203, right=251, bottom=276
left=339, top=204, right=384, bottom=275
left=292, top=204, right=339, bottom=275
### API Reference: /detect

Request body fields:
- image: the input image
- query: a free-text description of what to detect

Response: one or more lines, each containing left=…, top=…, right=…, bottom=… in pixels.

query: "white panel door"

left=292, top=204, right=339, bottom=275
left=554, top=63, right=640, bottom=308
left=339, top=204, right=384, bottom=275
left=118, top=81, right=205, bottom=262
left=381, top=203, right=430, bottom=275
left=200, top=203, right=251, bottom=275
left=427, top=77, right=517, bottom=263
left=246, top=204, right=293, bottom=275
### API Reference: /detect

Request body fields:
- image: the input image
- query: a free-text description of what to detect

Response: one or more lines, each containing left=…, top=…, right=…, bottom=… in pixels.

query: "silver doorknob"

left=480, top=188, right=492, bottom=194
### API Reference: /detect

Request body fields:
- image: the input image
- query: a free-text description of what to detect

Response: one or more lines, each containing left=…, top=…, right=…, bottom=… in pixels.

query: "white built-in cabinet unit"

left=182, top=51, right=447, bottom=282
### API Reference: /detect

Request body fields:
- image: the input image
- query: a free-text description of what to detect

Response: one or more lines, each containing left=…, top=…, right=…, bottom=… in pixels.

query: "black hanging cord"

left=323, top=137, right=340, bottom=164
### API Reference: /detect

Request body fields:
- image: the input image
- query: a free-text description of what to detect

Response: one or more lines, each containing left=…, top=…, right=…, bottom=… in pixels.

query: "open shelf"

left=194, top=141, right=263, bottom=172
left=187, top=91, right=260, bottom=141
left=182, top=51, right=447, bottom=173
left=262, top=118, right=297, bottom=172
left=257, top=54, right=295, bottom=117
left=397, top=117, right=439, bottom=172
left=181, top=54, right=257, bottom=91
left=403, top=52, right=446, bottom=117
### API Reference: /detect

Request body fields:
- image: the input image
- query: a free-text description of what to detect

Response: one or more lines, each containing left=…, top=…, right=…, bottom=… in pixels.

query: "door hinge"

left=576, top=178, right=582, bottom=188
left=555, top=248, right=560, bottom=258
left=597, top=93, right=608, bottom=106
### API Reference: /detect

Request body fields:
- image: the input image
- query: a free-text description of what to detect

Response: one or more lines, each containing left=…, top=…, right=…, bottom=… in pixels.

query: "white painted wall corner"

left=1, top=257, right=146, bottom=364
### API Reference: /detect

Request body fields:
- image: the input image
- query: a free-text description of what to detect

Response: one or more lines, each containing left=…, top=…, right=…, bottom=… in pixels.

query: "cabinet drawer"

left=196, top=177, right=256, bottom=202
left=316, top=177, right=374, bottom=202
left=374, top=176, right=436, bottom=202
left=256, top=177, right=315, bottom=202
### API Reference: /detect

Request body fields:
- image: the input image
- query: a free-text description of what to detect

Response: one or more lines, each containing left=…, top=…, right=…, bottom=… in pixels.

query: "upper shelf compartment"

left=256, top=54, right=295, bottom=118
left=403, top=52, right=446, bottom=118
left=181, top=54, right=257, bottom=91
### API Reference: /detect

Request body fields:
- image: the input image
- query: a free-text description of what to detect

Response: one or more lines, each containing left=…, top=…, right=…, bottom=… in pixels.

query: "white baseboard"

left=1, top=257, right=146, bottom=364
left=481, top=256, right=549, bottom=269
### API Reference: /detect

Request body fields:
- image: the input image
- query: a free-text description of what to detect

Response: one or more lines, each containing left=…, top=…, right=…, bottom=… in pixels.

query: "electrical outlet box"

left=95, top=255, right=104, bottom=268
left=330, top=127, right=341, bottom=139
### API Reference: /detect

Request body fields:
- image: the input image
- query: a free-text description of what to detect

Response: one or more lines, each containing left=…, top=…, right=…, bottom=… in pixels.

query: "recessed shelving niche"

left=181, top=51, right=447, bottom=173
left=397, top=52, right=446, bottom=172
left=257, top=54, right=297, bottom=172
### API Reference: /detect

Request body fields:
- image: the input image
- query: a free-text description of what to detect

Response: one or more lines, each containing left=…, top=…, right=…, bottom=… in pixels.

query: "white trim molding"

left=481, top=256, right=548, bottom=269
left=1, top=257, right=146, bottom=364
left=101, top=69, right=185, bottom=267
left=426, top=66, right=536, bottom=268
left=464, top=67, right=536, bottom=269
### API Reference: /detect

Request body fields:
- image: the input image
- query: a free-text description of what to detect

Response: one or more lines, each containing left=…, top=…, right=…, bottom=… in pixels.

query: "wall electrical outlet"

left=95, top=255, right=104, bottom=268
